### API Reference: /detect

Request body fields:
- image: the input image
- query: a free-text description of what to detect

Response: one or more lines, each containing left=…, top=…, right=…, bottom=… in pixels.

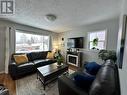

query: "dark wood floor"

left=0, top=73, right=16, bottom=95
left=69, top=64, right=78, bottom=71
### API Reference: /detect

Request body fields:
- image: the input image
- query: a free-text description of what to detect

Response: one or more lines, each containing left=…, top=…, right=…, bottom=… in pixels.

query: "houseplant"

left=98, top=49, right=117, bottom=62
left=55, top=50, right=64, bottom=66
left=92, top=38, right=99, bottom=49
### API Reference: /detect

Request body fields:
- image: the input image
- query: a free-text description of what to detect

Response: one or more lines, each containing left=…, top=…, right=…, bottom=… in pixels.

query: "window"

left=15, top=31, right=50, bottom=53
left=89, top=30, right=106, bottom=50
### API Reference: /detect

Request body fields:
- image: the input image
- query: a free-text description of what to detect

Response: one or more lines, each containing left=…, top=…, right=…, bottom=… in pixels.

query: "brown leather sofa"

left=9, top=51, right=56, bottom=80
left=58, top=60, right=121, bottom=95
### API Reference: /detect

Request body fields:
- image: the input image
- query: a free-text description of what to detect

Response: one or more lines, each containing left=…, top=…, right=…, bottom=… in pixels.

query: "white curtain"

left=5, top=27, right=10, bottom=74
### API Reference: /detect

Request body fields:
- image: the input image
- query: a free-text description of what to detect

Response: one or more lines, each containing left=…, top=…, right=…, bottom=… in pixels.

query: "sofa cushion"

left=17, top=62, right=35, bottom=73
left=89, top=64, right=115, bottom=95
left=74, top=73, right=95, bottom=90
left=26, top=53, right=32, bottom=61
left=33, top=59, right=56, bottom=67
left=17, top=62, right=34, bottom=67
left=13, top=54, right=28, bottom=64
left=27, top=52, right=48, bottom=61
left=46, top=51, right=55, bottom=59
left=11, top=53, right=25, bottom=62
left=84, top=62, right=101, bottom=75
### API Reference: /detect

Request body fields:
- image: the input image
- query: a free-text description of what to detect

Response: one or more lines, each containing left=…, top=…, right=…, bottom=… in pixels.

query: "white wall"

left=0, top=20, right=58, bottom=72
left=58, top=17, right=119, bottom=64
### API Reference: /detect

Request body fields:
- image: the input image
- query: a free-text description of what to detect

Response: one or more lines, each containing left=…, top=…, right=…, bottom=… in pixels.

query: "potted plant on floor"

left=98, top=49, right=117, bottom=62
left=55, top=50, right=64, bottom=67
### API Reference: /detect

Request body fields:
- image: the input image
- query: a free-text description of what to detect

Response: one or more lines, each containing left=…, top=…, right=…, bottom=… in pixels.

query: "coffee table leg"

left=43, top=84, right=45, bottom=90
left=42, top=82, right=46, bottom=90
left=37, top=75, right=46, bottom=90
left=37, top=72, right=39, bottom=79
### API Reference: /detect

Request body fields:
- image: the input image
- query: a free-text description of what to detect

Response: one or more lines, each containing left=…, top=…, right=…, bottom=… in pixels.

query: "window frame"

left=15, top=29, right=50, bottom=53
left=88, top=30, right=107, bottom=50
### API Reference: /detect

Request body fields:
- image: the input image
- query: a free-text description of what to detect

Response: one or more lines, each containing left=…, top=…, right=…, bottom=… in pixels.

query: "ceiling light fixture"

left=45, top=14, right=57, bottom=22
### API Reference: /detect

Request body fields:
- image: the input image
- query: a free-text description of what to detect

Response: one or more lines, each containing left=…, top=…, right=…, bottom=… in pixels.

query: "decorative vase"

left=57, top=62, right=62, bottom=67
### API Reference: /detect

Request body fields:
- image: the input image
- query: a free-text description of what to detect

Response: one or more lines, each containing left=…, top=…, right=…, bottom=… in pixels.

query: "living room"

left=0, top=0, right=127, bottom=95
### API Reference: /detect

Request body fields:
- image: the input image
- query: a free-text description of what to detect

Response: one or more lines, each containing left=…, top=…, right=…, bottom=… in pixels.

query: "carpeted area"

left=16, top=74, right=58, bottom=95
left=16, top=69, right=75, bottom=95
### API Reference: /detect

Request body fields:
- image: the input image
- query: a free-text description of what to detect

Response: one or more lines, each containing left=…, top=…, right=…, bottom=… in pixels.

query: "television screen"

left=67, top=38, right=75, bottom=48
left=67, top=37, right=84, bottom=48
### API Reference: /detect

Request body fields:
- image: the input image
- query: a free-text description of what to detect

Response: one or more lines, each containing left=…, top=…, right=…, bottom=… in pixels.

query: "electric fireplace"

left=67, top=54, right=78, bottom=67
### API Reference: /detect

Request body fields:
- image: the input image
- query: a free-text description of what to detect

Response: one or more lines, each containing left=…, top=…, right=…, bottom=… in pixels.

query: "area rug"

left=16, top=69, right=74, bottom=95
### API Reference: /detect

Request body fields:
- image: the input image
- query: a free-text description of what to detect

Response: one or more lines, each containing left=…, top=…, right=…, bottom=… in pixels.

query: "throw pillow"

left=46, top=52, right=54, bottom=59
left=84, top=62, right=101, bottom=75
left=74, top=74, right=95, bottom=90
left=14, top=54, right=28, bottom=64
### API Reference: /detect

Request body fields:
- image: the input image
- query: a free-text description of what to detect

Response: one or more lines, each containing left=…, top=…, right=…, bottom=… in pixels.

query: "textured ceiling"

left=0, top=0, right=121, bottom=32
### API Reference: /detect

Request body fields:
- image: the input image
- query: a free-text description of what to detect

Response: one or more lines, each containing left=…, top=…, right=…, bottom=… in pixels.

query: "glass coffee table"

left=37, top=63, right=68, bottom=90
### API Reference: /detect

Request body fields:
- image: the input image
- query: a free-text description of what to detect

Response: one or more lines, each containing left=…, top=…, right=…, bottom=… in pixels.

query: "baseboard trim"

left=0, top=71, right=5, bottom=74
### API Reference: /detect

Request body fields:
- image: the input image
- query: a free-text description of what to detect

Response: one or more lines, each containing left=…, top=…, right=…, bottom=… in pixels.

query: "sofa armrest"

left=9, top=62, right=17, bottom=69
left=58, top=75, right=88, bottom=95
left=9, top=62, right=18, bottom=78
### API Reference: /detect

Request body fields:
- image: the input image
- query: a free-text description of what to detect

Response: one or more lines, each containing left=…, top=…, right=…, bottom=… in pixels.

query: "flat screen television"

left=67, top=37, right=84, bottom=48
